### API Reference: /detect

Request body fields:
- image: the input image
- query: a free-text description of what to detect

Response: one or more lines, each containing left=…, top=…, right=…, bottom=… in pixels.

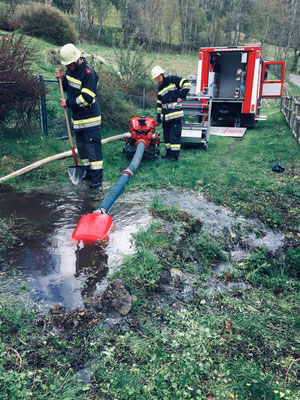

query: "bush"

left=0, top=33, right=44, bottom=130
left=285, top=246, right=300, bottom=278
left=113, top=34, right=152, bottom=86
left=95, top=64, right=136, bottom=130
left=0, top=12, right=12, bottom=31
left=84, top=25, right=122, bottom=47
left=45, top=47, right=61, bottom=66
left=10, top=2, right=77, bottom=45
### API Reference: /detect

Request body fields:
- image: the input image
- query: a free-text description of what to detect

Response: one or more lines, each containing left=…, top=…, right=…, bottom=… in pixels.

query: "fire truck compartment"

left=211, top=101, right=255, bottom=128
left=209, top=52, right=247, bottom=99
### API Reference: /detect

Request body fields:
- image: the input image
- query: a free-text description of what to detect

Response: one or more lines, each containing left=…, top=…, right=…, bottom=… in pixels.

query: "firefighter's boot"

left=82, top=167, right=92, bottom=181
left=161, top=149, right=171, bottom=159
left=90, top=170, right=102, bottom=189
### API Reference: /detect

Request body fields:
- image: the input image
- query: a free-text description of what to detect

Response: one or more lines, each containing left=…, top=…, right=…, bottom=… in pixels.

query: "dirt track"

left=289, top=73, right=300, bottom=88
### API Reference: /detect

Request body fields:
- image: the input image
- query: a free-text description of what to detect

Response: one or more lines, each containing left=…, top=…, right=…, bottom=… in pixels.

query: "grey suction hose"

left=96, top=142, right=145, bottom=213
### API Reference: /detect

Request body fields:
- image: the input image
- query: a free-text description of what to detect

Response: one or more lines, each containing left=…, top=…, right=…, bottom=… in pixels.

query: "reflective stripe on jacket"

left=62, top=57, right=101, bottom=131
left=156, top=75, right=191, bottom=124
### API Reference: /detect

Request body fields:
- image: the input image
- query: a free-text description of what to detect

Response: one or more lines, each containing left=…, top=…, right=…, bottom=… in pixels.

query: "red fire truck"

left=181, top=45, right=285, bottom=146
left=196, top=45, right=285, bottom=128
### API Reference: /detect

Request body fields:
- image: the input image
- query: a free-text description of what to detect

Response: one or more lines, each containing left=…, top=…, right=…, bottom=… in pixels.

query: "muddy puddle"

left=0, top=184, right=151, bottom=310
left=0, top=184, right=284, bottom=310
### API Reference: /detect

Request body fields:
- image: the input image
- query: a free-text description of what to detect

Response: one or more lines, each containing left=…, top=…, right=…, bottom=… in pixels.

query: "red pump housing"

left=123, top=116, right=160, bottom=159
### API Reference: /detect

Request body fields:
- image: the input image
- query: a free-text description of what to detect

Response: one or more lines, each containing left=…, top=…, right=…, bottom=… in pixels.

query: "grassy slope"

left=0, top=32, right=299, bottom=400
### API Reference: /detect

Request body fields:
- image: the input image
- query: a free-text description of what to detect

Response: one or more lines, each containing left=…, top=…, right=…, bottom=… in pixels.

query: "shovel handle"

left=58, top=76, right=79, bottom=166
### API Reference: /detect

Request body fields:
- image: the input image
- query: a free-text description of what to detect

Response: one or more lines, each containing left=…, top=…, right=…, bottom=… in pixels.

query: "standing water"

left=0, top=185, right=151, bottom=310
left=0, top=185, right=284, bottom=310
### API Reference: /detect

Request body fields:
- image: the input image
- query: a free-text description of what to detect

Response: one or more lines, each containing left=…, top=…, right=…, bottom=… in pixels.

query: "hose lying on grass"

left=0, top=133, right=126, bottom=184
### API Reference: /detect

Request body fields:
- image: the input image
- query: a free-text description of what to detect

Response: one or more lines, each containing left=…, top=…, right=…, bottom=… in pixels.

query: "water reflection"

left=75, top=244, right=108, bottom=297
left=0, top=185, right=151, bottom=309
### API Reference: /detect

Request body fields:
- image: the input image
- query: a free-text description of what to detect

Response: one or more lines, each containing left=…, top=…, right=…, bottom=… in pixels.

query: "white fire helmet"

left=151, top=65, right=165, bottom=79
left=60, top=43, right=81, bottom=65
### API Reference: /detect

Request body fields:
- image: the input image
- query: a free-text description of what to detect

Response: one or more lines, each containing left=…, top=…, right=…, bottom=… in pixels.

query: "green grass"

left=0, top=296, right=94, bottom=399
left=1, top=210, right=299, bottom=399
left=0, top=30, right=299, bottom=400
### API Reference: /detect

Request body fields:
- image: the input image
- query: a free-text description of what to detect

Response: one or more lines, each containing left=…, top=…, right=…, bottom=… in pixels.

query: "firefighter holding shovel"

left=55, top=43, right=103, bottom=189
left=151, top=66, right=191, bottom=161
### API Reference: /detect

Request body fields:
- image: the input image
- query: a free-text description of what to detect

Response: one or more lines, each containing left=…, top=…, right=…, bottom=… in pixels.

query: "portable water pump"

left=72, top=116, right=160, bottom=244
left=123, top=116, right=160, bottom=160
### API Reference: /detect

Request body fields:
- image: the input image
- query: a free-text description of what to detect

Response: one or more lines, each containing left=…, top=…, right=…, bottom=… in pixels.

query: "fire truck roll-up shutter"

left=261, top=62, right=285, bottom=98
left=196, top=51, right=203, bottom=94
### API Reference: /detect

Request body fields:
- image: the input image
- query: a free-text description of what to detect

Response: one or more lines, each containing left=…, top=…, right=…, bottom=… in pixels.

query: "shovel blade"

left=72, top=213, right=113, bottom=244
left=68, top=166, right=85, bottom=185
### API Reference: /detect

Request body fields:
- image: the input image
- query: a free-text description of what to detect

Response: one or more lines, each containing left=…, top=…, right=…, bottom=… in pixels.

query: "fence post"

left=290, top=99, right=296, bottom=135
left=288, top=97, right=292, bottom=125
left=296, top=117, right=300, bottom=145
left=39, top=74, right=48, bottom=135
left=284, top=96, right=288, bottom=120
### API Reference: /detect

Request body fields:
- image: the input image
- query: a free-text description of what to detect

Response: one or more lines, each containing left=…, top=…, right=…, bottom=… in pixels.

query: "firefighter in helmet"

left=151, top=66, right=191, bottom=161
left=55, top=43, right=103, bottom=189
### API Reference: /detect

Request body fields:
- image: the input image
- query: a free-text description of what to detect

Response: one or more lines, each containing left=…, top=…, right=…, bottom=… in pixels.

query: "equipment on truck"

left=195, top=45, right=285, bottom=128
left=180, top=45, right=285, bottom=144
left=123, top=116, right=160, bottom=160
left=181, top=77, right=212, bottom=149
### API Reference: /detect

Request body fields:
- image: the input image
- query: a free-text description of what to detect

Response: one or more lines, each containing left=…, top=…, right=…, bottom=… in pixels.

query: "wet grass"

left=1, top=210, right=299, bottom=399
left=86, top=214, right=300, bottom=399
left=0, top=296, right=95, bottom=399
left=0, top=33, right=299, bottom=399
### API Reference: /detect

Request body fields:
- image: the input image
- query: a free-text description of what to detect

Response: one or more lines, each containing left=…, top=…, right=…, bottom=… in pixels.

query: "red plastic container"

left=72, top=213, right=113, bottom=244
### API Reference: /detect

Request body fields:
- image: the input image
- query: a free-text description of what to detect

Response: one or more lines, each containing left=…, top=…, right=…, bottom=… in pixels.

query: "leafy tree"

left=0, top=33, right=44, bottom=129
left=113, top=34, right=151, bottom=85
left=110, top=0, right=141, bottom=45
left=77, top=0, right=110, bottom=37
left=53, top=0, right=76, bottom=13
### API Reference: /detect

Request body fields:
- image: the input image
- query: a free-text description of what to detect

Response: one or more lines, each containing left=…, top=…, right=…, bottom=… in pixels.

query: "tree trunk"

left=79, top=0, right=84, bottom=33
left=291, top=49, right=300, bottom=72
left=234, top=21, right=240, bottom=46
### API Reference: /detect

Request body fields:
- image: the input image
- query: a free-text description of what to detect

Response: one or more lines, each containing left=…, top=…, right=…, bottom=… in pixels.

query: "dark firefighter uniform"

left=62, top=57, right=102, bottom=185
left=156, top=75, right=191, bottom=160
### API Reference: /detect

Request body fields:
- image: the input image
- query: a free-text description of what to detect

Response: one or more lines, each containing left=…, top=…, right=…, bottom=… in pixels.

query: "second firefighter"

left=151, top=65, right=191, bottom=161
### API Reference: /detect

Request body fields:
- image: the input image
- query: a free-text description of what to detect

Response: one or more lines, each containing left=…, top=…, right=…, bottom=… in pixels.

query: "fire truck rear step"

left=255, top=115, right=267, bottom=121
left=210, top=126, right=247, bottom=138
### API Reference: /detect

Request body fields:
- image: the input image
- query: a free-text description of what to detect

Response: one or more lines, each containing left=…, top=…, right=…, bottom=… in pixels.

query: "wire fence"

left=38, top=75, right=69, bottom=138
left=38, top=76, right=155, bottom=136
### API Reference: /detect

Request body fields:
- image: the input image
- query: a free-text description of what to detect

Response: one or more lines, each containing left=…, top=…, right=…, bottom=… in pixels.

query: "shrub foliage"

left=0, top=33, right=44, bottom=128
left=95, top=65, right=136, bottom=130
left=11, top=2, right=77, bottom=45
left=113, top=34, right=151, bottom=86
